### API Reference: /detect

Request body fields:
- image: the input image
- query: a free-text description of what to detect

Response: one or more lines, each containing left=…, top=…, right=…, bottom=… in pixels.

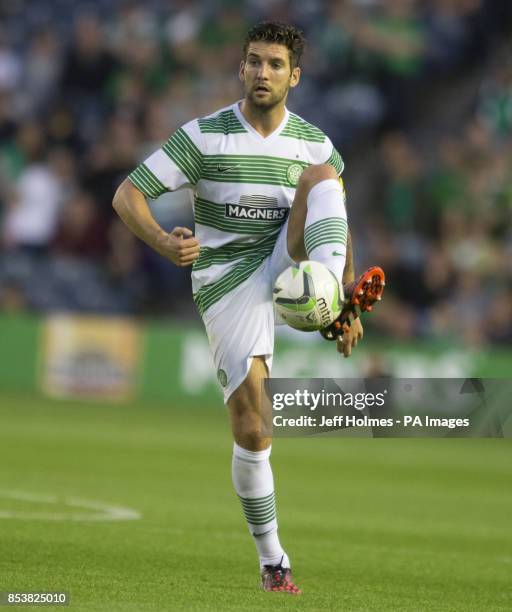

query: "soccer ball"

left=273, top=261, right=343, bottom=331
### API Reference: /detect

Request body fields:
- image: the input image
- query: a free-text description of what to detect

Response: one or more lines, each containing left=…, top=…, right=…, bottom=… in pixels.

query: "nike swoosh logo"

left=217, top=164, right=240, bottom=173
left=254, top=528, right=275, bottom=538
left=332, top=251, right=344, bottom=256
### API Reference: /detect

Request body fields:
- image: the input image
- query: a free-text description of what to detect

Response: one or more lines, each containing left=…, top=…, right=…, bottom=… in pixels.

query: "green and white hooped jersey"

left=129, top=102, right=344, bottom=317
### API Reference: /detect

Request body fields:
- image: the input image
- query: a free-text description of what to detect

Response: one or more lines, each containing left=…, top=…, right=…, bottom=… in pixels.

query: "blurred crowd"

left=0, top=0, right=511, bottom=346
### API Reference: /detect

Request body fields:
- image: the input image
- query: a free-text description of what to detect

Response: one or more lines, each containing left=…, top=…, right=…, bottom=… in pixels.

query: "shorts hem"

left=222, top=353, right=273, bottom=404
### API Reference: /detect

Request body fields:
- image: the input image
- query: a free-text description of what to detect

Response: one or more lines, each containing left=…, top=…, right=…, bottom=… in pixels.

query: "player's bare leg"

left=228, top=356, right=271, bottom=451
left=228, top=357, right=301, bottom=594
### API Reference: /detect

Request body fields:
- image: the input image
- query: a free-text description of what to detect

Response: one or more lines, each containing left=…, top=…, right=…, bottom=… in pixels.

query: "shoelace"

left=271, top=568, right=285, bottom=585
left=270, top=569, right=300, bottom=593
left=265, top=565, right=294, bottom=589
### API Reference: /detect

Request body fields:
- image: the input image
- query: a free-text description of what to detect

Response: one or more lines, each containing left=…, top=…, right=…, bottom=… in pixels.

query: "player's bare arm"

left=320, top=233, right=384, bottom=354
left=338, top=232, right=364, bottom=358
left=342, top=231, right=355, bottom=285
left=112, top=178, right=200, bottom=267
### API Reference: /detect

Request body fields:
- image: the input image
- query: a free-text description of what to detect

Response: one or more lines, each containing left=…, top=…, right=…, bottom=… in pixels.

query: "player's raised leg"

left=287, top=164, right=385, bottom=354
left=287, top=163, right=348, bottom=281
left=228, top=356, right=301, bottom=594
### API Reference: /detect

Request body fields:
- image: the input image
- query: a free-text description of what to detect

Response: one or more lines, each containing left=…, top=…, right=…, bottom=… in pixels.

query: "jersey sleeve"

left=128, top=119, right=203, bottom=199
left=322, top=137, right=344, bottom=176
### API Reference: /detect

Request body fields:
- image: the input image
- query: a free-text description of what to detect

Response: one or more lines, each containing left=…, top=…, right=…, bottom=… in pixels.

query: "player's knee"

left=298, top=163, right=338, bottom=192
left=233, top=415, right=267, bottom=450
left=229, top=401, right=268, bottom=449
left=236, top=428, right=267, bottom=451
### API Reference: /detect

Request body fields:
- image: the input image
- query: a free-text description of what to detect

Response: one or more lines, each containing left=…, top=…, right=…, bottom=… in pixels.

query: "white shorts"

left=201, top=220, right=295, bottom=403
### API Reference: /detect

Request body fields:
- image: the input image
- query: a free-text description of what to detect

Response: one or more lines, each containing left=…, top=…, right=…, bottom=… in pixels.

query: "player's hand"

left=337, top=316, right=363, bottom=358
left=155, top=227, right=200, bottom=267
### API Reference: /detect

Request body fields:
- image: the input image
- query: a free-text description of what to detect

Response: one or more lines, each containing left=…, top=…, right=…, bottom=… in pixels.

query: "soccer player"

left=112, top=21, right=384, bottom=594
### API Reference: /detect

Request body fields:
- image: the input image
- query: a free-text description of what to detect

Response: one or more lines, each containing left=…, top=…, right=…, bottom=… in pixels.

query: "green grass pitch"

left=0, top=392, right=511, bottom=611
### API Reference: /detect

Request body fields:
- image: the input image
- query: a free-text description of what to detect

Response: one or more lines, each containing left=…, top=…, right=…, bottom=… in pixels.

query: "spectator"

left=2, top=124, right=61, bottom=255
left=51, top=191, right=107, bottom=260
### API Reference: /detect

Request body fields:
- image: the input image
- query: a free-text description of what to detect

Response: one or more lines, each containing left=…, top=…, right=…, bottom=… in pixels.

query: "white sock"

left=304, top=178, right=348, bottom=280
left=232, top=442, right=290, bottom=568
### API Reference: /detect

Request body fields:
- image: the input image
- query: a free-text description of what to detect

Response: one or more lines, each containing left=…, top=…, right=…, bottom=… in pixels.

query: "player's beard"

left=245, top=82, right=290, bottom=112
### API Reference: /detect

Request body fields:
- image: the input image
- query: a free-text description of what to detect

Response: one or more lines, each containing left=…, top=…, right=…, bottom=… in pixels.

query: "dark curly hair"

left=243, top=21, right=306, bottom=70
